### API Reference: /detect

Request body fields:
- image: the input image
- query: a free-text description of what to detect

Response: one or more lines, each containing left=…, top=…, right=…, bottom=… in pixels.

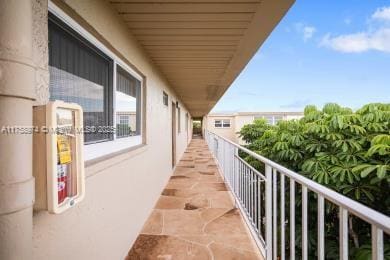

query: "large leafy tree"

left=239, top=103, right=390, bottom=259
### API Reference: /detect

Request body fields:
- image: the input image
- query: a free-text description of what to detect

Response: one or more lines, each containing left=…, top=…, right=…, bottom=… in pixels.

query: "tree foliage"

left=239, top=103, right=390, bottom=259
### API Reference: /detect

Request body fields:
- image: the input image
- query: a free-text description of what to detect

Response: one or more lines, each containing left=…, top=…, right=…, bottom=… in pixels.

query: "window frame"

left=118, top=115, right=130, bottom=125
left=222, top=119, right=231, bottom=128
left=214, top=119, right=231, bottom=128
left=49, top=3, right=145, bottom=162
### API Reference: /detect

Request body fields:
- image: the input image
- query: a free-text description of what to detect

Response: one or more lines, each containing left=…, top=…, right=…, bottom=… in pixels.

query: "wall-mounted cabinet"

left=33, top=101, right=85, bottom=214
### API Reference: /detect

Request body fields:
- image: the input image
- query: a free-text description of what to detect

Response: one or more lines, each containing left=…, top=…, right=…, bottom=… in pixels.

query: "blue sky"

left=212, top=0, right=390, bottom=112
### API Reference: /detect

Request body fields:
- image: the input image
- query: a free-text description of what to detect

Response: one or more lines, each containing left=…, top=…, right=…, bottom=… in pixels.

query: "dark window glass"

left=163, top=91, right=168, bottom=106
left=115, top=66, right=141, bottom=138
left=48, top=13, right=113, bottom=144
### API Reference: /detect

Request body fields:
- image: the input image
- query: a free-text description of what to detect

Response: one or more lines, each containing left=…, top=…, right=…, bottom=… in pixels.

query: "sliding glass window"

left=48, top=13, right=113, bottom=144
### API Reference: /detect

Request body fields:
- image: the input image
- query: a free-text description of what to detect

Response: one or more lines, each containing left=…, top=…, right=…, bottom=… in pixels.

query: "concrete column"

left=0, top=1, right=36, bottom=259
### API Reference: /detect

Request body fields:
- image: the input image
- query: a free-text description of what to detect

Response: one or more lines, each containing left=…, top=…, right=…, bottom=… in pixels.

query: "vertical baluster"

left=273, top=169, right=278, bottom=259
left=280, top=174, right=285, bottom=260
left=250, top=169, right=253, bottom=219
left=371, top=226, right=383, bottom=260
left=255, top=174, right=258, bottom=230
left=302, top=186, right=308, bottom=260
left=318, top=195, right=325, bottom=260
left=290, top=179, right=295, bottom=260
left=339, top=207, right=348, bottom=260
left=258, top=175, right=262, bottom=234
left=265, top=164, right=273, bottom=260
left=242, top=161, right=245, bottom=205
left=223, top=140, right=226, bottom=175
left=240, top=162, right=243, bottom=205
left=246, top=166, right=249, bottom=211
left=248, top=168, right=251, bottom=217
left=252, top=171, right=255, bottom=221
left=233, top=148, right=237, bottom=196
left=239, top=160, right=242, bottom=202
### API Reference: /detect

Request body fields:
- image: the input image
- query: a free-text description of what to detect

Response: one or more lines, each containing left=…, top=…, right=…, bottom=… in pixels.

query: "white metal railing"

left=205, top=130, right=390, bottom=260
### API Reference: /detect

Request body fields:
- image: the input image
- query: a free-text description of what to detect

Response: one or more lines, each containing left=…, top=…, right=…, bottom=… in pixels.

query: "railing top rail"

left=206, top=130, right=390, bottom=234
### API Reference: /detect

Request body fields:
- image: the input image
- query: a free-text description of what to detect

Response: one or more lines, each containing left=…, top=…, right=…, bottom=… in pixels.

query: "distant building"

left=205, top=112, right=304, bottom=144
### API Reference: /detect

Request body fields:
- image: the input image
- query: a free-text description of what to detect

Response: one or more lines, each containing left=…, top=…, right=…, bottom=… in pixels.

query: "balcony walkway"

left=127, top=139, right=262, bottom=259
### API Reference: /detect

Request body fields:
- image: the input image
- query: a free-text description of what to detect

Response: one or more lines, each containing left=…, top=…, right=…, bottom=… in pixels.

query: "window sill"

left=84, top=135, right=142, bottom=163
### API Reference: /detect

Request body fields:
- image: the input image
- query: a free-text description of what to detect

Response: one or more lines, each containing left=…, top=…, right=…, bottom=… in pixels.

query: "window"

left=274, top=116, right=283, bottom=124
left=115, top=65, right=141, bottom=138
left=119, top=115, right=129, bottom=125
left=265, top=116, right=274, bottom=125
left=223, top=120, right=231, bottom=128
left=214, top=119, right=230, bottom=128
left=254, top=115, right=283, bottom=125
left=163, top=91, right=168, bottom=106
left=49, top=13, right=113, bottom=144
left=48, top=11, right=144, bottom=160
left=177, top=106, right=181, bottom=133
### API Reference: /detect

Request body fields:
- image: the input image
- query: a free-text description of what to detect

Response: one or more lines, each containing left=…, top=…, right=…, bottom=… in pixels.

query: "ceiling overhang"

left=109, top=0, right=295, bottom=117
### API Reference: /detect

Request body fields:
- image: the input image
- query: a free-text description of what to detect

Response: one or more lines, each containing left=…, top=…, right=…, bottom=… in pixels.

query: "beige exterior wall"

left=206, top=112, right=303, bottom=144
left=205, top=115, right=237, bottom=142
left=30, top=1, right=192, bottom=259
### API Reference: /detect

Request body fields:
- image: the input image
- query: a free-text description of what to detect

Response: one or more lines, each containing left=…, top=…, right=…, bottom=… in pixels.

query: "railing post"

left=265, top=164, right=273, bottom=260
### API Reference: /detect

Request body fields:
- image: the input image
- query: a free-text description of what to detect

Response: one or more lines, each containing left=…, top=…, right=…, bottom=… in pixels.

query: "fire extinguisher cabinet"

left=33, top=101, right=85, bottom=214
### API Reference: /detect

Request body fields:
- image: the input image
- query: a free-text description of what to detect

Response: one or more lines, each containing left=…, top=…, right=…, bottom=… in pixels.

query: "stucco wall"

left=32, top=1, right=191, bottom=259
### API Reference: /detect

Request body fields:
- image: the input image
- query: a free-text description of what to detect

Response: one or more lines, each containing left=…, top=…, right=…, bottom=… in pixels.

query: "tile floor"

left=126, top=139, right=263, bottom=260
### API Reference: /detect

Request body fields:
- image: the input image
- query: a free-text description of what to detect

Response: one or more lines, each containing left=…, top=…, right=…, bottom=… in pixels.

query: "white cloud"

left=294, top=23, right=317, bottom=42
left=303, top=26, right=317, bottom=41
left=320, top=28, right=390, bottom=53
left=320, top=6, right=390, bottom=53
left=372, top=6, right=390, bottom=21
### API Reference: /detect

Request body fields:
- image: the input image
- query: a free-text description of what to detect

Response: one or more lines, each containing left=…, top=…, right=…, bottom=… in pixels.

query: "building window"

left=48, top=13, right=113, bottom=144
left=163, top=91, right=168, bottom=106
left=119, top=115, right=129, bottom=125
left=214, top=119, right=230, bottom=128
left=223, top=120, right=231, bottom=128
left=265, top=116, right=274, bottom=125
left=254, top=115, right=283, bottom=125
left=177, top=106, right=181, bottom=133
left=115, top=65, right=141, bottom=138
left=274, top=116, right=283, bottom=124
left=48, top=11, right=144, bottom=160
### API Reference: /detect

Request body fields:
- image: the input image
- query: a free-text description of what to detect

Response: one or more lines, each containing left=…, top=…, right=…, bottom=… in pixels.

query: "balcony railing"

left=205, top=130, right=390, bottom=260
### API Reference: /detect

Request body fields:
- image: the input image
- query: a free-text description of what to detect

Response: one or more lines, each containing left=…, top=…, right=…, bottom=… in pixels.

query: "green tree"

left=239, top=103, right=390, bottom=259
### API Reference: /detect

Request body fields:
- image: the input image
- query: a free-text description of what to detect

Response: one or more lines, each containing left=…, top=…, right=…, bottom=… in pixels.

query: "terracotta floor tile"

left=141, top=210, right=163, bottom=235
left=199, top=208, right=231, bottom=223
left=191, top=182, right=228, bottom=192
left=163, top=210, right=205, bottom=235
left=204, top=209, right=248, bottom=236
left=207, top=191, right=235, bottom=208
left=209, top=242, right=261, bottom=260
left=155, top=196, right=187, bottom=209
left=128, top=139, right=262, bottom=260
left=127, top=235, right=211, bottom=260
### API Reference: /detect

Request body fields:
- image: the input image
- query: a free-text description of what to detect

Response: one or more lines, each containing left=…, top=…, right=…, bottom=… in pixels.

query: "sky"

left=212, top=0, right=390, bottom=113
